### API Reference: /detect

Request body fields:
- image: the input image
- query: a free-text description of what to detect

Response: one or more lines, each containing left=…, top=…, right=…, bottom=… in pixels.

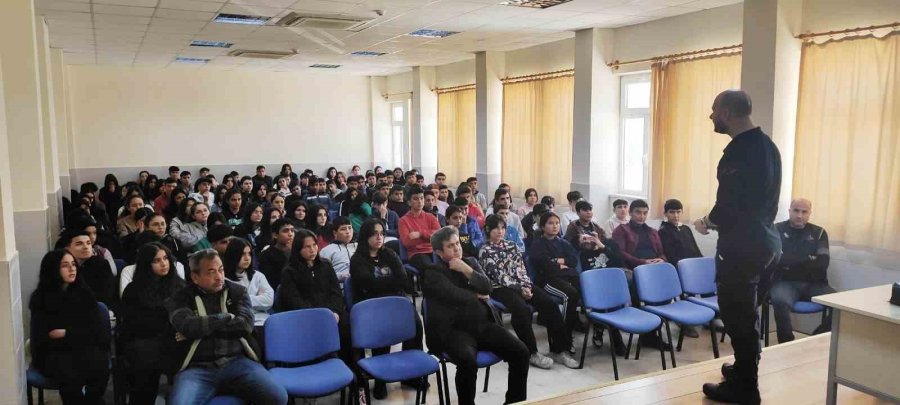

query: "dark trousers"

left=43, top=347, right=110, bottom=405
left=443, top=324, right=530, bottom=405
left=542, top=274, right=582, bottom=333
left=492, top=286, right=571, bottom=354
left=769, top=280, right=835, bottom=343
left=124, top=339, right=169, bottom=405
left=408, top=253, right=433, bottom=274
left=716, top=252, right=776, bottom=388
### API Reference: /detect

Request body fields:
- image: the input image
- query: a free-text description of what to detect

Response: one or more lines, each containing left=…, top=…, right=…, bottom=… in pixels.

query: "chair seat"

left=442, top=351, right=501, bottom=368
left=588, top=307, right=661, bottom=334
left=686, top=295, right=720, bottom=313
left=404, top=264, right=420, bottom=275
left=792, top=301, right=825, bottom=314
left=208, top=395, right=245, bottom=405
left=358, top=350, right=438, bottom=383
left=642, top=300, right=716, bottom=326
left=269, top=358, right=354, bottom=397
left=26, top=365, right=58, bottom=389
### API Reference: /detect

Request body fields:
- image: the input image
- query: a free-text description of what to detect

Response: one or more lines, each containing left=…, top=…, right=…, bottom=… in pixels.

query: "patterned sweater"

left=478, top=239, right=532, bottom=291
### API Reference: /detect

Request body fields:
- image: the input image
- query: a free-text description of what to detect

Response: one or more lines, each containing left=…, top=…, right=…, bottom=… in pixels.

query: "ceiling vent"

left=500, top=0, right=573, bottom=8
left=275, top=13, right=371, bottom=31
left=227, top=49, right=297, bottom=59
left=309, top=64, right=341, bottom=69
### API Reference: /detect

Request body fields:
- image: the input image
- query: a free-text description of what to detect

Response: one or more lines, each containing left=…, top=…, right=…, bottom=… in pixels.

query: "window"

left=619, top=73, right=651, bottom=196
left=390, top=101, right=410, bottom=169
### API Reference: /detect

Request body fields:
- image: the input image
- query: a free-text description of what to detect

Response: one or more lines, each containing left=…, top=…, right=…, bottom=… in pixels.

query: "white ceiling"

left=35, top=0, right=742, bottom=75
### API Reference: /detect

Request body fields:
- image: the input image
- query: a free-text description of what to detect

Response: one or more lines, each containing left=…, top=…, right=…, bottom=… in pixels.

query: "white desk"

left=813, top=284, right=900, bottom=405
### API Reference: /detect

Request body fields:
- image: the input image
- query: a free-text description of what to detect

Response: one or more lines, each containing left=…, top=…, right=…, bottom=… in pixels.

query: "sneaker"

left=550, top=351, right=580, bottom=369
left=529, top=352, right=554, bottom=369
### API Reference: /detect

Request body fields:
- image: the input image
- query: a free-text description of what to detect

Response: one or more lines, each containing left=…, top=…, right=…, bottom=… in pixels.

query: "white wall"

left=505, top=38, right=575, bottom=77
left=612, top=4, right=744, bottom=73
left=802, top=0, right=900, bottom=33
left=67, top=65, right=373, bottom=175
left=436, top=58, right=476, bottom=88
left=386, top=71, right=412, bottom=94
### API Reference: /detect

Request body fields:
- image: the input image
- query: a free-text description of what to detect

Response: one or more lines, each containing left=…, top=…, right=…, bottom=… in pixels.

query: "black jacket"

left=258, top=246, right=289, bottom=290
left=708, top=127, right=782, bottom=282
left=80, top=256, right=117, bottom=311
left=776, top=221, right=830, bottom=282
left=422, top=257, right=497, bottom=353
left=528, top=236, right=579, bottom=283
left=277, top=258, right=346, bottom=318
left=658, top=221, right=703, bottom=267
left=30, top=286, right=110, bottom=375
left=349, top=248, right=410, bottom=301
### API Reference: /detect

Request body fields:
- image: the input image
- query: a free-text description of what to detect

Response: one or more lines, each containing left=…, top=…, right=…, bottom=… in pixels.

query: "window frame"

left=389, top=100, right=411, bottom=170
left=618, top=72, right=652, bottom=197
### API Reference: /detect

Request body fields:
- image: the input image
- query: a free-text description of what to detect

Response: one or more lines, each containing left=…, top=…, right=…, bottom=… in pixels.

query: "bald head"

left=715, top=90, right=752, bottom=117
left=788, top=198, right=812, bottom=228
left=710, top=89, right=755, bottom=136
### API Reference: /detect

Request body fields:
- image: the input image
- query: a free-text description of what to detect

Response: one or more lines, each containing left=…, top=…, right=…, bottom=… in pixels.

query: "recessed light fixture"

left=500, top=0, right=573, bottom=8
left=310, top=64, right=341, bottom=68
left=190, top=40, right=234, bottom=48
left=351, top=51, right=387, bottom=56
left=174, top=57, right=211, bottom=64
left=214, top=13, right=270, bottom=25
left=407, top=29, right=459, bottom=38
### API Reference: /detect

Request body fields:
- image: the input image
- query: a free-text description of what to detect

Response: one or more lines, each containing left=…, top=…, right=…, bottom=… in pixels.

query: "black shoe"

left=640, top=335, right=673, bottom=351
left=592, top=327, right=604, bottom=348
left=610, top=332, right=626, bottom=356
left=401, top=379, right=430, bottom=390
left=702, top=381, right=760, bottom=405
left=721, top=362, right=735, bottom=381
left=373, top=381, right=387, bottom=400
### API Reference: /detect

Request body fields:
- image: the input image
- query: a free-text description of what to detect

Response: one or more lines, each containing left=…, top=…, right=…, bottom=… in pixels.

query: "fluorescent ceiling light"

left=351, top=51, right=387, bottom=56
left=310, top=64, right=341, bottom=68
left=214, top=13, right=270, bottom=25
left=174, top=57, right=210, bottom=64
left=407, top=29, right=459, bottom=38
left=500, top=0, right=573, bottom=8
left=190, top=40, right=233, bottom=48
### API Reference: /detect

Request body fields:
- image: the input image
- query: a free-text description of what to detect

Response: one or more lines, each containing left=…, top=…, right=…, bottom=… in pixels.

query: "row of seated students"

left=38, top=164, right=835, bottom=405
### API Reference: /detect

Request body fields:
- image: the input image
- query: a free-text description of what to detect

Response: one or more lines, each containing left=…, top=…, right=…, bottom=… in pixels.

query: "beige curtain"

left=649, top=54, right=741, bottom=220
left=502, top=76, right=574, bottom=202
left=437, top=89, right=476, bottom=185
left=793, top=34, right=900, bottom=251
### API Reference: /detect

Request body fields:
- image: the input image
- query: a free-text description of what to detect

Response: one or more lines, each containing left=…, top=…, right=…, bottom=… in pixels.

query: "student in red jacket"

left=612, top=199, right=667, bottom=268
left=399, top=186, right=441, bottom=271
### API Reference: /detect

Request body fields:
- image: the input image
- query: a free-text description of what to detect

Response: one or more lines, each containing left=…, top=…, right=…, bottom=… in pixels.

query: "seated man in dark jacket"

left=423, top=226, right=529, bottom=405
left=165, top=249, right=287, bottom=405
left=771, top=198, right=835, bottom=343
left=658, top=199, right=704, bottom=338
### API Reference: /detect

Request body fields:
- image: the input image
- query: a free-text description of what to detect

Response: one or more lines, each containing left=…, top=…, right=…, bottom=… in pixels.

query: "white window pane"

left=623, top=117, right=645, bottom=192
left=626, top=81, right=651, bottom=109
left=392, top=105, right=404, bottom=122
left=392, top=125, right=403, bottom=168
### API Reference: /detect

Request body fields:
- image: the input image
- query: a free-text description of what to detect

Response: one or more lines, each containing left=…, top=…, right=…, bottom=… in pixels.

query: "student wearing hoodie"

left=319, top=217, right=358, bottom=283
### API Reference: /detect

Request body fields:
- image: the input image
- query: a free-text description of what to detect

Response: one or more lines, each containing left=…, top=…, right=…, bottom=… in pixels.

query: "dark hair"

left=207, top=224, right=233, bottom=244
left=484, top=214, right=506, bottom=235
left=566, top=191, right=583, bottom=204
left=104, top=174, right=120, bottom=189
left=200, top=167, right=210, bottom=173
left=407, top=185, right=424, bottom=198
left=134, top=207, right=154, bottom=223
left=223, top=188, right=243, bottom=208
left=58, top=229, right=90, bottom=247
left=331, top=216, right=352, bottom=236
left=132, top=243, right=184, bottom=303
left=664, top=199, right=683, bottom=212
left=539, top=211, right=560, bottom=230
left=240, top=202, right=263, bottom=226
left=629, top=199, right=649, bottom=213
left=121, top=194, right=145, bottom=218
left=326, top=167, right=337, bottom=179
left=452, top=196, right=469, bottom=208
left=445, top=205, right=464, bottom=219
left=163, top=177, right=178, bottom=186
left=30, top=250, right=90, bottom=309
left=257, top=208, right=283, bottom=247
left=251, top=182, right=268, bottom=203
left=435, top=172, right=446, bottom=180
left=169, top=166, right=180, bottom=173
left=371, top=192, right=387, bottom=206
left=175, top=192, right=196, bottom=222
left=223, top=237, right=255, bottom=282
left=281, top=163, right=293, bottom=174
left=524, top=188, right=538, bottom=199
left=493, top=188, right=509, bottom=204
left=306, top=204, right=329, bottom=232
left=612, top=199, right=629, bottom=209
left=575, top=200, right=593, bottom=213
left=207, top=212, right=227, bottom=227
left=256, top=165, right=265, bottom=171
left=164, top=188, right=188, bottom=220
left=354, top=218, right=386, bottom=258
left=466, top=177, right=477, bottom=183
left=531, top=203, right=549, bottom=218
left=288, top=229, right=319, bottom=267
left=390, top=185, right=404, bottom=194
left=456, top=184, right=471, bottom=196
left=541, top=195, right=556, bottom=207
left=180, top=171, right=191, bottom=177
left=285, top=199, right=307, bottom=223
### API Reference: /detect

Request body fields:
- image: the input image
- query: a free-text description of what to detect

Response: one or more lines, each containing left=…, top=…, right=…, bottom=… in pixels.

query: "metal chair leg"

left=710, top=320, right=720, bottom=358
left=634, top=335, right=641, bottom=360
left=578, top=323, right=591, bottom=369
left=676, top=327, right=685, bottom=352
left=664, top=321, right=677, bottom=368
left=441, top=361, right=451, bottom=405
left=482, top=366, right=490, bottom=393
left=609, top=327, right=620, bottom=380
left=625, top=333, right=634, bottom=360
left=26, top=384, right=32, bottom=405
left=658, top=328, right=667, bottom=370
left=435, top=370, right=444, bottom=405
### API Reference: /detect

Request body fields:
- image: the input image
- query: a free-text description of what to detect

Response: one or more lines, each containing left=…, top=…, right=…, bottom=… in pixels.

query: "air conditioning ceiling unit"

left=227, top=49, right=296, bottom=59
left=275, top=13, right=371, bottom=31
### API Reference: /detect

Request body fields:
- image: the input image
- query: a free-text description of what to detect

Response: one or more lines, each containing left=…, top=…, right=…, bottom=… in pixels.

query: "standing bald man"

left=694, top=90, right=781, bottom=404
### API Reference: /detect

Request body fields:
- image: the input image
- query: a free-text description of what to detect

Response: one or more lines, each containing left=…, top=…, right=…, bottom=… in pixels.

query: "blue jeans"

left=770, top=280, right=835, bottom=343
left=169, top=357, right=288, bottom=405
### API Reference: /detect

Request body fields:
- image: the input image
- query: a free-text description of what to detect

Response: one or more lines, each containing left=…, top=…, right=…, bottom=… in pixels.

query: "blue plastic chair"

left=579, top=268, right=665, bottom=379
left=27, top=302, right=112, bottom=405
left=421, top=299, right=499, bottom=404
left=397, top=242, right=424, bottom=301
left=265, top=308, right=355, bottom=403
left=343, top=277, right=354, bottom=310
left=113, top=259, right=126, bottom=275
left=208, top=396, right=245, bottom=405
left=634, top=263, right=719, bottom=368
left=761, top=299, right=829, bottom=347
left=351, top=297, right=442, bottom=405
left=678, top=257, right=726, bottom=343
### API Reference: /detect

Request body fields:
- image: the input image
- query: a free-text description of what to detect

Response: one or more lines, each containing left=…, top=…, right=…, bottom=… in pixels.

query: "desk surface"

left=813, top=284, right=900, bottom=325
left=526, top=334, right=888, bottom=404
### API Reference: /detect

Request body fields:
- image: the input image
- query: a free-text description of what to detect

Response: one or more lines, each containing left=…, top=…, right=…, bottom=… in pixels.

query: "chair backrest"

left=97, top=302, right=112, bottom=336
left=350, top=296, right=416, bottom=349
left=114, top=259, right=126, bottom=274
left=677, top=257, right=716, bottom=296
left=343, top=277, right=353, bottom=309
left=397, top=240, right=409, bottom=261
left=580, top=268, right=632, bottom=311
left=634, top=262, right=683, bottom=304
left=265, top=308, right=340, bottom=364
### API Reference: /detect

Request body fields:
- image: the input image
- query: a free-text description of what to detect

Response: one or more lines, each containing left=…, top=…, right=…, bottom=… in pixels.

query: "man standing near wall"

left=694, top=90, right=781, bottom=405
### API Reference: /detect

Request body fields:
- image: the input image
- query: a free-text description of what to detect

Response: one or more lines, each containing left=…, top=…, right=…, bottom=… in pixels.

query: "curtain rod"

left=501, top=69, right=574, bottom=84
left=797, top=22, right=899, bottom=39
left=381, top=91, right=412, bottom=99
left=433, top=83, right=476, bottom=94
left=607, top=44, right=742, bottom=69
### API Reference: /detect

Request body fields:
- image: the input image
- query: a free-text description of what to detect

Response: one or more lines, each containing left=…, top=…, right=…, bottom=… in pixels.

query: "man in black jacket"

left=423, top=226, right=529, bottom=405
left=695, top=90, right=781, bottom=405
left=166, top=249, right=287, bottom=405
left=658, top=199, right=703, bottom=339
left=771, top=198, right=835, bottom=343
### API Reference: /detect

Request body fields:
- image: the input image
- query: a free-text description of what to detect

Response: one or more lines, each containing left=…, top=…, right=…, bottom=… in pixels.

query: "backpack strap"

left=179, top=295, right=207, bottom=371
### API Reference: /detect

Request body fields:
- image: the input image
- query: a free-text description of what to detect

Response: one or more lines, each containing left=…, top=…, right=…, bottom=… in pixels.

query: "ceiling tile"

left=93, top=14, right=152, bottom=25
left=93, top=4, right=156, bottom=16
left=469, top=5, right=539, bottom=18
left=93, top=0, right=160, bottom=7
left=34, top=0, right=91, bottom=12
left=682, top=0, right=741, bottom=9
left=154, top=8, right=217, bottom=21
left=63, top=53, right=97, bottom=64
left=158, top=0, right=224, bottom=12
left=218, top=4, right=284, bottom=17
left=40, top=10, right=93, bottom=22
left=289, top=0, right=356, bottom=14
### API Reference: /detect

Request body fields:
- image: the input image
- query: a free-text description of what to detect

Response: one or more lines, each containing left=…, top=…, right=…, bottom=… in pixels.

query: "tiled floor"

left=31, top=320, right=795, bottom=405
